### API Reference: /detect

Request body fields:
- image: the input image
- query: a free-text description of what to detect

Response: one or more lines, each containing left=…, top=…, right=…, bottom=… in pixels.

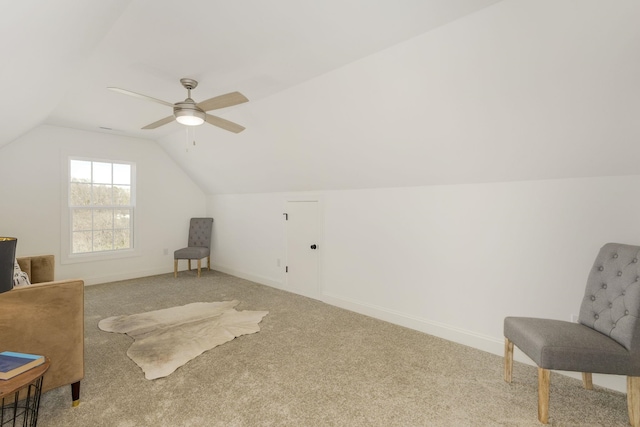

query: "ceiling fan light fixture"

left=175, top=114, right=205, bottom=126
left=174, top=105, right=206, bottom=126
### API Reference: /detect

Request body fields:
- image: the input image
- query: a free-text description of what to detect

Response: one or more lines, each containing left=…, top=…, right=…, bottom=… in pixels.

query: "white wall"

left=197, top=1, right=640, bottom=394
left=208, top=175, right=640, bottom=391
left=0, top=125, right=206, bottom=284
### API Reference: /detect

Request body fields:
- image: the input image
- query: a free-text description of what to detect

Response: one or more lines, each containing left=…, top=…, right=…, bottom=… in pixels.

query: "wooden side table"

left=0, top=357, right=50, bottom=427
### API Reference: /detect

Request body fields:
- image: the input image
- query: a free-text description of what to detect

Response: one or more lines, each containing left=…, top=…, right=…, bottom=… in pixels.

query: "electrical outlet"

left=163, top=248, right=169, bottom=256
left=571, top=314, right=579, bottom=323
left=277, top=258, right=281, bottom=267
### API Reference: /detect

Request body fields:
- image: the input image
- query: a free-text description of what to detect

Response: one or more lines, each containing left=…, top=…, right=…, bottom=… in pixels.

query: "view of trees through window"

left=69, top=159, right=134, bottom=254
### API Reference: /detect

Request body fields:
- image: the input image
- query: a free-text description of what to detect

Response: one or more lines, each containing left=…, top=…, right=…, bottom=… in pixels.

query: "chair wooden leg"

left=207, top=255, right=211, bottom=271
left=188, top=260, right=192, bottom=271
left=504, top=338, right=514, bottom=383
left=174, top=260, right=178, bottom=278
left=538, top=367, right=550, bottom=424
left=628, top=376, right=640, bottom=427
left=197, top=259, right=201, bottom=278
left=582, top=372, right=593, bottom=390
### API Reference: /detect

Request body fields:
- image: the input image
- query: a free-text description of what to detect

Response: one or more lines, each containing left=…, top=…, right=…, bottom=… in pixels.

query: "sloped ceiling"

left=3, top=0, right=640, bottom=195
left=159, top=0, right=640, bottom=194
left=0, top=0, right=129, bottom=145
left=1, top=0, right=500, bottom=144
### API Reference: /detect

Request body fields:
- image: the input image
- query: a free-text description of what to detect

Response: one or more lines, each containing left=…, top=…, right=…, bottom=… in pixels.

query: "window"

left=68, top=158, right=135, bottom=255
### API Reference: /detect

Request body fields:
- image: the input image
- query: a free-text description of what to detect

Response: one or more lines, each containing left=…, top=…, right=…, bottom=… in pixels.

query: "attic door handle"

left=310, top=244, right=317, bottom=250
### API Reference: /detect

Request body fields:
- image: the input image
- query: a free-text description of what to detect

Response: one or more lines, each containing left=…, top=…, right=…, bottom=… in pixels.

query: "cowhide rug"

left=98, top=300, right=268, bottom=380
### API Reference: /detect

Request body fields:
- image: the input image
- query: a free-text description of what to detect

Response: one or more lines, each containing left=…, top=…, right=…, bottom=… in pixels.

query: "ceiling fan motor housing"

left=174, top=100, right=205, bottom=126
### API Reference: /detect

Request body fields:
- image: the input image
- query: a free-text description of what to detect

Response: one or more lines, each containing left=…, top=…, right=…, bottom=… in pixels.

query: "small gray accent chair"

left=504, top=243, right=640, bottom=426
left=174, top=218, right=213, bottom=278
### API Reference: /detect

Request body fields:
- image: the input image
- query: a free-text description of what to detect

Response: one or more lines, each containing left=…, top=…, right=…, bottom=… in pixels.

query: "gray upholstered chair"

left=504, top=243, right=640, bottom=426
left=174, top=218, right=213, bottom=278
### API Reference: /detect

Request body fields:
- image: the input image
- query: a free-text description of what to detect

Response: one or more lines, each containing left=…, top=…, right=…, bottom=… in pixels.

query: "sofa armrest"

left=16, top=255, right=54, bottom=283
left=0, top=279, right=84, bottom=394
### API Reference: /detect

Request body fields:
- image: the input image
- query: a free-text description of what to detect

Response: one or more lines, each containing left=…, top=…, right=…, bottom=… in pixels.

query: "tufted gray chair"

left=173, top=218, right=213, bottom=278
left=504, top=243, right=640, bottom=426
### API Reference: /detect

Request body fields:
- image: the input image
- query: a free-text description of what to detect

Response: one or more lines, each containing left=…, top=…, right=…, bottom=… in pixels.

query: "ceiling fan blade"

left=142, top=116, right=175, bottom=130
left=205, top=114, right=246, bottom=133
left=197, top=91, right=248, bottom=112
left=108, top=87, right=174, bottom=108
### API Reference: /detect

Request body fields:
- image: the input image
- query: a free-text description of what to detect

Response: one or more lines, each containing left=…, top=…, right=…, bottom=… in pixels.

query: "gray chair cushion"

left=579, top=243, right=640, bottom=351
left=504, top=317, right=633, bottom=374
left=174, top=247, right=209, bottom=260
left=187, top=218, right=213, bottom=248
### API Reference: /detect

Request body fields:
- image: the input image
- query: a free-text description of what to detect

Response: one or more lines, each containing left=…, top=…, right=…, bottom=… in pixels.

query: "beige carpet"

left=36, top=270, right=630, bottom=426
left=98, top=301, right=268, bottom=380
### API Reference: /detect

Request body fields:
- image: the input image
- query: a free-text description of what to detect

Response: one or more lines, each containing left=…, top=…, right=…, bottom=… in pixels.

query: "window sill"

left=60, top=248, right=141, bottom=265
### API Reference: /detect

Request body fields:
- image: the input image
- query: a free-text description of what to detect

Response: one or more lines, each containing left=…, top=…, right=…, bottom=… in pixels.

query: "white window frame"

left=61, top=156, right=140, bottom=264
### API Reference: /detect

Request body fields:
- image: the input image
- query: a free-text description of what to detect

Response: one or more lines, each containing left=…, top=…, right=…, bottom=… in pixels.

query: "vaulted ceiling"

left=2, top=0, right=500, bottom=144
left=3, top=0, right=639, bottom=194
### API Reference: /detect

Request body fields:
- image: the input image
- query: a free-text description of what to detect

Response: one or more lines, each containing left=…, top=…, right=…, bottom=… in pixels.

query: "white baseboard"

left=82, top=266, right=172, bottom=286
left=321, top=292, right=504, bottom=354
left=212, top=264, right=283, bottom=289
left=130, top=265, right=626, bottom=394
left=320, top=291, right=627, bottom=393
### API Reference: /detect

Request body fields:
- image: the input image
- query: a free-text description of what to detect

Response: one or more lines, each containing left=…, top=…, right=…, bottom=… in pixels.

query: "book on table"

left=0, top=351, right=45, bottom=380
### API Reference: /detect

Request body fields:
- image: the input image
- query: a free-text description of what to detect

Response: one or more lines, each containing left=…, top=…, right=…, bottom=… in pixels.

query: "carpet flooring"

left=36, top=270, right=630, bottom=426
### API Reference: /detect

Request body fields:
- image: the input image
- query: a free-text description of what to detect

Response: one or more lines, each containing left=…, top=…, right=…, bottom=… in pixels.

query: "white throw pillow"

left=12, top=260, right=31, bottom=287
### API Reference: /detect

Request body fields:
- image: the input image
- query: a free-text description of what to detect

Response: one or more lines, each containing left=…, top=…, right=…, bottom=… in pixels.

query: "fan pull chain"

left=185, top=127, right=197, bottom=152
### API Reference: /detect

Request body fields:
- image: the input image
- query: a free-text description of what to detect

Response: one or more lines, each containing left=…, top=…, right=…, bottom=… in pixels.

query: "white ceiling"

left=3, top=0, right=640, bottom=195
left=0, top=0, right=501, bottom=145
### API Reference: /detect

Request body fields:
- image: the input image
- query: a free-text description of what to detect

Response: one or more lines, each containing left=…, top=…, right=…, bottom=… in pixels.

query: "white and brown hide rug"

left=98, top=300, right=268, bottom=380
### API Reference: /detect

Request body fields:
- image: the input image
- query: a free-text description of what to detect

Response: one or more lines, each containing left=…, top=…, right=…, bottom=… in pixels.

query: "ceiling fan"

left=108, top=78, right=248, bottom=133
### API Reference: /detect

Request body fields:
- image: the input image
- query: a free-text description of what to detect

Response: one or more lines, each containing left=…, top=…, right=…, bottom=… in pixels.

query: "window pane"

left=114, top=228, right=131, bottom=250
left=93, top=162, right=112, bottom=184
left=113, top=185, right=130, bottom=205
left=72, top=231, right=92, bottom=254
left=68, top=158, right=135, bottom=257
left=113, top=163, right=131, bottom=185
left=93, top=230, right=113, bottom=252
left=70, top=183, right=91, bottom=206
left=114, top=209, right=131, bottom=229
left=72, top=209, right=92, bottom=231
left=94, top=209, right=113, bottom=230
left=70, top=160, right=91, bottom=183
left=92, top=184, right=112, bottom=206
